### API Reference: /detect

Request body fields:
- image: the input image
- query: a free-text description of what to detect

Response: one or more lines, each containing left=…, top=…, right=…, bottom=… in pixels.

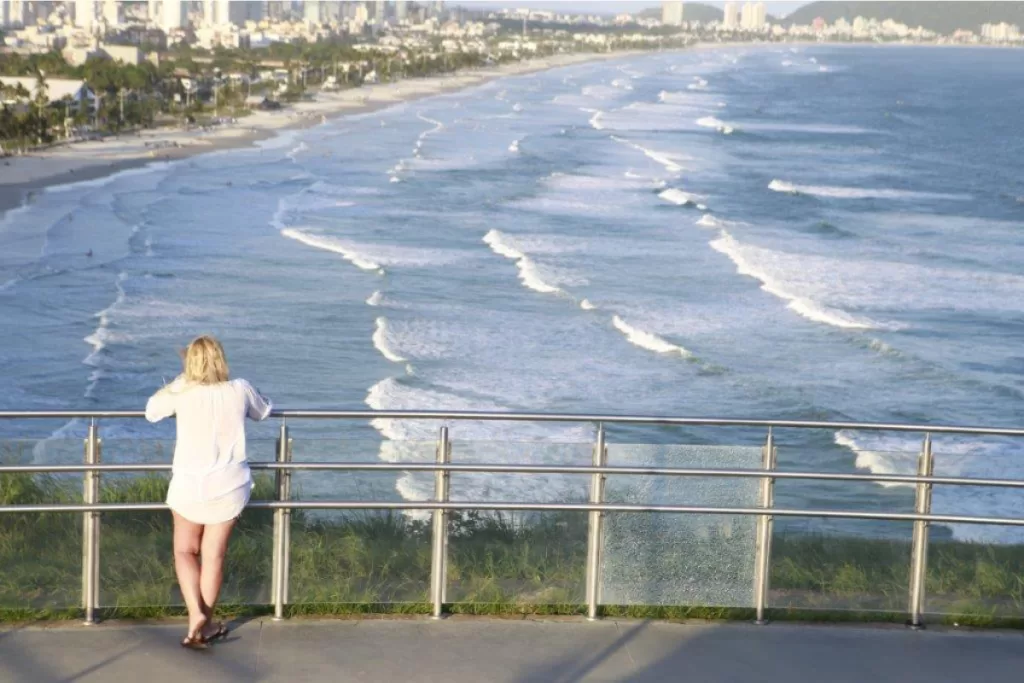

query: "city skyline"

left=457, top=1, right=812, bottom=18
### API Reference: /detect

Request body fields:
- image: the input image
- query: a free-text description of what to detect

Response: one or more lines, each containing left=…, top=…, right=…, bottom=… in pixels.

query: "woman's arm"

left=144, top=376, right=184, bottom=423
left=241, top=380, right=273, bottom=421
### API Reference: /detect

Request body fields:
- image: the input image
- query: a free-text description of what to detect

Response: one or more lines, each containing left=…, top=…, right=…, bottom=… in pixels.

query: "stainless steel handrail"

left=1, top=461, right=1022, bottom=490
left=0, top=500, right=1022, bottom=527
left=2, top=410, right=1023, bottom=628
left=0, top=408, right=1022, bottom=435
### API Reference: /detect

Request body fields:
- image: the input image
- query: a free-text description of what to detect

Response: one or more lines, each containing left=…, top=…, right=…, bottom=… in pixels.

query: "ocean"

left=1, top=45, right=1022, bottom=543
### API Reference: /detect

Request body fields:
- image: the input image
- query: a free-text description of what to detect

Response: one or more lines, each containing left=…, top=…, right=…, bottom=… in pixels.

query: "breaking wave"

left=696, top=116, right=735, bottom=134
left=709, top=231, right=881, bottom=330
left=372, top=317, right=406, bottom=363
left=769, top=179, right=971, bottom=201
left=612, top=316, right=692, bottom=358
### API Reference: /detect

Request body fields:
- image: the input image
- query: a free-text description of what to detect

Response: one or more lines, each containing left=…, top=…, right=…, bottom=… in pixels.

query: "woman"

left=146, top=335, right=272, bottom=649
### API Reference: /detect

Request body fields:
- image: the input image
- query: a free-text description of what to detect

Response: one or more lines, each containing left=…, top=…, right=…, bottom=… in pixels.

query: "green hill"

left=784, top=1, right=1024, bottom=34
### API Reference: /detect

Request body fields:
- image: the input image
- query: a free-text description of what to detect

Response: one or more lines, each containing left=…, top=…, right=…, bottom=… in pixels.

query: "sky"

left=456, top=1, right=812, bottom=19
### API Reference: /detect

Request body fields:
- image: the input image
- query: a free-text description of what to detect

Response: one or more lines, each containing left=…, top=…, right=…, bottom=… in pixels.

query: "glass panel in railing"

left=444, top=441, right=591, bottom=608
left=770, top=519, right=912, bottom=615
left=0, top=439, right=84, bottom=615
left=600, top=444, right=762, bottom=608
left=286, top=439, right=434, bottom=609
left=97, top=440, right=275, bottom=611
left=923, top=439, right=1024, bottom=623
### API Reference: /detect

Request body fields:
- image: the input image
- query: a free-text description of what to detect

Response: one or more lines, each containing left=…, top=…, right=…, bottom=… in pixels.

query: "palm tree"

left=32, top=70, right=49, bottom=144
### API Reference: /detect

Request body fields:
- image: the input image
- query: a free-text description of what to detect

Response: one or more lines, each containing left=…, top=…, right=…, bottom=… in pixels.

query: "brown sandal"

left=181, top=630, right=209, bottom=650
left=207, top=622, right=229, bottom=642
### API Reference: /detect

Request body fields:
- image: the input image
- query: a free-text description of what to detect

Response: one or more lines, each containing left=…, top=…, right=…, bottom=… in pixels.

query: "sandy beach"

left=0, top=51, right=637, bottom=214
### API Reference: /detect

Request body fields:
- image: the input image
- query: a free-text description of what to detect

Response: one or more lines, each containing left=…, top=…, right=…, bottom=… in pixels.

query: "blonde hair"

left=182, top=335, right=229, bottom=385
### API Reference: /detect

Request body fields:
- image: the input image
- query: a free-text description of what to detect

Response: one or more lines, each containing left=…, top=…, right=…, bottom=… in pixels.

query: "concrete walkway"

left=1, top=617, right=1022, bottom=683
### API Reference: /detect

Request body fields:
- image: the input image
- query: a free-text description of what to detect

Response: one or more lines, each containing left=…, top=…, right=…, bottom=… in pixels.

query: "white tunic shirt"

left=146, top=378, right=272, bottom=522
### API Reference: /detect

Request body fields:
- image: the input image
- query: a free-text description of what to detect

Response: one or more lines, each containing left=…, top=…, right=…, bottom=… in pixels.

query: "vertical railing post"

left=82, top=419, right=101, bottom=625
left=430, top=426, right=451, bottom=619
left=585, top=424, right=607, bottom=621
left=272, top=420, right=289, bottom=621
left=908, top=433, right=934, bottom=630
left=282, top=435, right=293, bottom=606
left=753, top=427, right=776, bottom=625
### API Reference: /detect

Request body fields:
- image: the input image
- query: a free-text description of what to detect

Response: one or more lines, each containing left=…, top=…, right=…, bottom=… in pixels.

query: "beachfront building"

left=722, top=2, right=739, bottom=30
left=162, top=0, right=184, bottom=30
left=75, top=0, right=97, bottom=33
left=661, top=1, right=684, bottom=27
left=982, top=22, right=1022, bottom=42
left=741, top=1, right=766, bottom=31
left=102, top=0, right=120, bottom=26
left=0, top=76, right=96, bottom=113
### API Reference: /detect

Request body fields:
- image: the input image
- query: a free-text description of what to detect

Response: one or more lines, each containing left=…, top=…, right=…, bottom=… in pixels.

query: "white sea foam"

left=44, top=161, right=173, bottom=195
left=612, top=316, right=692, bottom=357
left=768, top=179, right=971, bottom=201
left=611, top=136, right=684, bottom=173
left=286, top=141, right=308, bottom=161
left=588, top=110, right=605, bottom=130
left=836, top=430, right=1024, bottom=543
left=696, top=116, right=735, bottom=134
left=744, top=122, right=875, bottom=135
left=483, top=230, right=580, bottom=296
left=687, top=77, right=708, bottom=91
left=366, top=290, right=384, bottom=306
left=416, top=112, right=444, bottom=139
left=282, top=228, right=381, bottom=270
left=581, top=84, right=622, bottom=99
left=372, top=317, right=407, bottom=363
left=658, top=188, right=700, bottom=206
left=580, top=299, right=597, bottom=311
left=545, top=173, right=661, bottom=192
left=709, top=231, right=881, bottom=330
left=611, top=78, right=633, bottom=90
left=508, top=137, right=523, bottom=153
left=365, top=377, right=593, bottom=510
left=695, top=214, right=745, bottom=229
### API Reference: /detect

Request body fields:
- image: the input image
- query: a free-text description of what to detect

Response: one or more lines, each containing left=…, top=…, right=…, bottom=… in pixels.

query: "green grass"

left=2, top=473, right=1023, bottom=627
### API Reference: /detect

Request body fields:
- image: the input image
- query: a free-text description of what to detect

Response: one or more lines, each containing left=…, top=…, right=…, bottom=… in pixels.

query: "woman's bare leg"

left=172, top=512, right=208, bottom=637
left=199, top=518, right=236, bottom=633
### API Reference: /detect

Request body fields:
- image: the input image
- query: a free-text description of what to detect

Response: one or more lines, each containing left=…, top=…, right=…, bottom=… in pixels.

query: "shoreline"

left=0, top=50, right=642, bottom=215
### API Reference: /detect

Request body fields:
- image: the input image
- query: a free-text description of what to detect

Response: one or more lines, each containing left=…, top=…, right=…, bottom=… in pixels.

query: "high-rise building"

left=102, top=0, right=120, bottom=25
left=2, top=0, right=27, bottom=27
left=264, top=1, right=287, bottom=21
left=353, top=2, right=369, bottom=23
left=304, top=0, right=321, bottom=23
left=661, top=1, right=684, bottom=27
left=753, top=1, right=766, bottom=28
left=321, top=1, right=341, bottom=22
left=162, top=0, right=184, bottom=30
left=741, top=1, right=765, bottom=30
left=723, top=2, right=739, bottom=29
left=396, top=0, right=408, bottom=22
left=374, top=0, right=385, bottom=24
left=75, top=0, right=97, bottom=31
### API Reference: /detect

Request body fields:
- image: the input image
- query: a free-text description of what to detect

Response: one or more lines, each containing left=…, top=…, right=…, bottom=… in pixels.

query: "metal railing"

left=2, top=409, right=1024, bottom=628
